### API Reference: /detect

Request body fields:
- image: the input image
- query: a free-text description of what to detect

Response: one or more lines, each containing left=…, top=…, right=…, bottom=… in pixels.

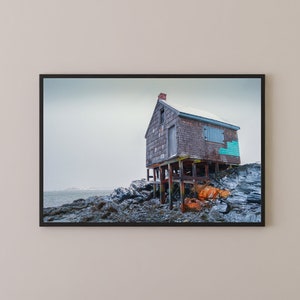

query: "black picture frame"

left=40, top=74, right=265, bottom=226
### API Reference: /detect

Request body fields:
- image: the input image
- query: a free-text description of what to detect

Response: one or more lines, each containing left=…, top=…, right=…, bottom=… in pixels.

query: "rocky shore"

left=43, top=163, right=262, bottom=224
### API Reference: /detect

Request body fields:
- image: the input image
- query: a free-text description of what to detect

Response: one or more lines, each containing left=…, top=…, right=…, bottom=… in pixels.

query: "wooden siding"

left=145, top=101, right=178, bottom=167
left=177, top=117, right=240, bottom=164
left=146, top=101, right=240, bottom=167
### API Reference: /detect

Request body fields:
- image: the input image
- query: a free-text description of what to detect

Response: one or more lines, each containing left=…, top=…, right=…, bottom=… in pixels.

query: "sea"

left=43, top=189, right=113, bottom=208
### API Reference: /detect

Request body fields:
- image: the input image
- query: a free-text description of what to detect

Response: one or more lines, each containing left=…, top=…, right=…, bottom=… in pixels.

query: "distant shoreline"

left=44, top=188, right=114, bottom=193
left=44, top=189, right=113, bottom=208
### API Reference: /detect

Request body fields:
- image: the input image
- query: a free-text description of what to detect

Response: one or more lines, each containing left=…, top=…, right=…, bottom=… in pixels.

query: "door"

left=168, top=125, right=176, bottom=157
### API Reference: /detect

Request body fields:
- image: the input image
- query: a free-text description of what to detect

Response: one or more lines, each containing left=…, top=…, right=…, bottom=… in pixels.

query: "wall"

left=1, top=1, right=299, bottom=299
left=146, top=101, right=178, bottom=166
left=177, top=117, right=241, bottom=164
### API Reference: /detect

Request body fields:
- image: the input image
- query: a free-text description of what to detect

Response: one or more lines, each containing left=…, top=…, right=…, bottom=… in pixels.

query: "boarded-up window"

left=160, top=109, right=165, bottom=124
left=168, top=125, right=176, bottom=157
left=203, top=126, right=224, bottom=143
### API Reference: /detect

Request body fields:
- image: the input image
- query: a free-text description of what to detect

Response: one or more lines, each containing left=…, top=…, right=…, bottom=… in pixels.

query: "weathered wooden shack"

left=145, top=93, right=241, bottom=209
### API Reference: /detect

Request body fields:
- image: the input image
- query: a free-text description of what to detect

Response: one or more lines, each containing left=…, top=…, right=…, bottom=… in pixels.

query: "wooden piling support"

left=205, top=163, right=209, bottom=178
left=159, top=166, right=165, bottom=204
left=215, top=162, right=219, bottom=173
left=179, top=160, right=185, bottom=209
left=192, top=162, right=197, bottom=198
left=147, top=169, right=150, bottom=181
left=168, top=163, right=173, bottom=210
left=153, top=168, right=157, bottom=197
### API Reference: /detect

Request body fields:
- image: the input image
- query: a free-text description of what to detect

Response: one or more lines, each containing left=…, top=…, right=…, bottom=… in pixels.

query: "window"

left=160, top=109, right=165, bottom=124
left=168, top=125, right=176, bottom=157
left=203, top=126, right=224, bottom=143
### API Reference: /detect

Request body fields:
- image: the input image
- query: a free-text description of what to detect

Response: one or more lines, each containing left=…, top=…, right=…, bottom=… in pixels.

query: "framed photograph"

left=40, top=74, right=265, bottom=226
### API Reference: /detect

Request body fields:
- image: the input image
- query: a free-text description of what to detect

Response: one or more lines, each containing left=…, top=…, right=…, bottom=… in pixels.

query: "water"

left=44, top=189, right=112, bottom=208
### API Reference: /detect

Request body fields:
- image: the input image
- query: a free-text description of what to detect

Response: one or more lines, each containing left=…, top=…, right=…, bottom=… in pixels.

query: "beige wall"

left=1, top=1, right=299, bottom=299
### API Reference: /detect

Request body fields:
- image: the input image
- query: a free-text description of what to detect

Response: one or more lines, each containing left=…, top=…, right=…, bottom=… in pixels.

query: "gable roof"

left=159, top=99, right=240, bottom=131
left=145, top=98, right=240, bottom=138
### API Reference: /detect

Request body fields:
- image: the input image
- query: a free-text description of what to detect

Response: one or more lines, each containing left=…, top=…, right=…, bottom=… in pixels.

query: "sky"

left=43, top=77, right=262, bottom=191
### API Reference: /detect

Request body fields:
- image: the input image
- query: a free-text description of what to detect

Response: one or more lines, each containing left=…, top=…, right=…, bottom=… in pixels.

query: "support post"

left=192, top=162, right=197, bottom=198
left=205, top=163, right=209, bottom=178
left=215, top=162, right=219, bottom=174
left=159, top=166, right=165, bottom=204
left=147, top=169, right=150, bottom=181
left=153, top=168, right=157, bottom=197
left=168, top=163, right=173, bottom=210
left=179, top=160, right=185, bottom=209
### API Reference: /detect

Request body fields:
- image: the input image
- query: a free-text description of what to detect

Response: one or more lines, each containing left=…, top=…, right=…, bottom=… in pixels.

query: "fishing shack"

left=145, top=93, right=240, bottom=209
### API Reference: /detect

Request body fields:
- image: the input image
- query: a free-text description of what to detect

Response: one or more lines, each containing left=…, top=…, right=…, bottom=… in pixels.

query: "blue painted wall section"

left=219, top=141, right=240, bottom=157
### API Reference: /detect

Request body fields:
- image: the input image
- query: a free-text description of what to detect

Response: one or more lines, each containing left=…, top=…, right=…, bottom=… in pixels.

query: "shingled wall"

left=145, top=101, right=178, bottom=167
left=146, top=101, right=240, bottom=167
left=177, top=117, right=240, bottom=164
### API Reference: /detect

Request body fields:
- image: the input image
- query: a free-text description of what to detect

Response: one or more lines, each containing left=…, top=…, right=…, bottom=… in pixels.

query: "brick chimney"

left=158, top=93, right=167, bottom=101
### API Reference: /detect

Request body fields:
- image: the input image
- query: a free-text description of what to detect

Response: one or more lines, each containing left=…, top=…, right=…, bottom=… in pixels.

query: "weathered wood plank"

left=192, top=162, right=197, bottom=198
left=205, top=163, right=209, bottom=178
left=159, top=167, right=165, bottom=204
left=168, top=163, right=173, bottom=210
left=179, top=160, right=185, bottom=207
left=153, top=168, right=157, bottom=197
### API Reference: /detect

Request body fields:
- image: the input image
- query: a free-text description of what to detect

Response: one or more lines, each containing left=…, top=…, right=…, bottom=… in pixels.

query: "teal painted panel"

left=219, top=141, right=240, bottom=157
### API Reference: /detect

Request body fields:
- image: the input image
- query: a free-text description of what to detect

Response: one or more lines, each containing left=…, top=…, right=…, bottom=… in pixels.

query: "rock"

left=94, top=201, right=106, bottom=210
left=72, top=198, right=86, bottom=204
left=236, top=182, right=253, bottom=194
left=246, top=192, right=261, bottom=203
left=208, top=206, right=225, bottom=222
left=86, top=196, right=101, bottom=204
left=106, top=205, right=118, bottom=213
left=110, top=179, right=154, bottom=203
left=110, top=187, right=140, bottom=202
left=43, top=164, right=262, bottom=224
left=129, top=179, right=152, bottom=191
left=101, top=212, right=111, bottom=219
left=80, top=216, right=94, bottom=222
left=104, top=201, right=119, bottom=212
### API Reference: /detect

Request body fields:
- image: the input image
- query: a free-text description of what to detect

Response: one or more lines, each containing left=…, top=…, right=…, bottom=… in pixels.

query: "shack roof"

left=159, top=99, right=240, bottom=131
left=145, top=97, right=240, bottom=138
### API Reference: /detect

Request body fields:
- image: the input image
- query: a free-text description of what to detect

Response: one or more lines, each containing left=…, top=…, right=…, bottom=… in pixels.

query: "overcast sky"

left=43, top=77, right=262, bottom=191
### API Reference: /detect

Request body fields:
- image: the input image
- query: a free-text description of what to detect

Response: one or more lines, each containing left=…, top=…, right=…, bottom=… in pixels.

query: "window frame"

left=203, top=125, right=225, bottom=144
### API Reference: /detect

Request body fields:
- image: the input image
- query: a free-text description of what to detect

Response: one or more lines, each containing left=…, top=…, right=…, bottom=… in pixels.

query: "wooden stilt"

left=159, top=166, right=165, bottom=204
left=153, top=168, right=157, bottom=197
left=215, top=162, right=219, bottom=173
left=147, top=169, right=150, bottom=181
left=179, top=160, right=185, bottom=208
left=168, top=163, right=173, bottom=210
left=205, top=163, right=209, bottom=178
left=192, top=162, right=197, bottom=198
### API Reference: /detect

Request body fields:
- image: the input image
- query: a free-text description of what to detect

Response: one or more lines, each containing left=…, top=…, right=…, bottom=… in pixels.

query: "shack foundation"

left=147, top=157, right=234, bottom=211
